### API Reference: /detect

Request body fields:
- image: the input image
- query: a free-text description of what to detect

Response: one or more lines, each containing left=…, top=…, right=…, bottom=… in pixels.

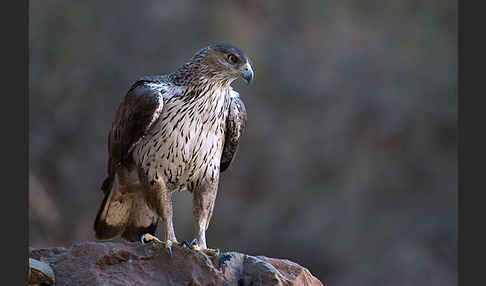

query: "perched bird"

left=93, top=43, right=252, bottom=256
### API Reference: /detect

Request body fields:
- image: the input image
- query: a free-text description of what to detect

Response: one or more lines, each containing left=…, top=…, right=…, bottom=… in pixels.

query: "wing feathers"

left=220, top=94, right=247, bottom=172
left=102, top=80, right=164, bottom=192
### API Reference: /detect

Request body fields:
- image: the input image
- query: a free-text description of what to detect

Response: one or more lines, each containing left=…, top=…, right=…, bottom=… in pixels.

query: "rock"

left=29, top=258, right=55, bottom=285
left=29, top=241, right=324, bottom=286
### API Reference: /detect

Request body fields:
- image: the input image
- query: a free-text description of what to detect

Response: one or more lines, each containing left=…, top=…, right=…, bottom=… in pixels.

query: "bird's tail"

left=121, top=197, right=159, bottom=242
left=93, top=176, right=134, bottom=240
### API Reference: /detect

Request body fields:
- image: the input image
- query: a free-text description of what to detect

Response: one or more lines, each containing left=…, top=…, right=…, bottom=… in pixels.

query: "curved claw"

left=166, top=245, right=173, bottom=257
left=141, top=233, right=162, bottom=244
left=141, top=234, right=175, bottom=258
left=165, top=240, right=175, bottom=258
left=186, top=238, right=219, bottom=256
left=181, top=240, right=192, bottom=248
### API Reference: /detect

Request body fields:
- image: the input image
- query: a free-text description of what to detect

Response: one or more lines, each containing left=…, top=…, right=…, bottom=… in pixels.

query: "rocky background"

left=29, top=1, right=457, bottom=285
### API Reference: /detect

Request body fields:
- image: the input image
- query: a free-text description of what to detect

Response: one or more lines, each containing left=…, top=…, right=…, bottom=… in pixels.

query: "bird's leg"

left=158, top=189, right=178, bottom=257
left=190, top=181, right=220, bottom=256
left=143, top=179, right=178, bottom=257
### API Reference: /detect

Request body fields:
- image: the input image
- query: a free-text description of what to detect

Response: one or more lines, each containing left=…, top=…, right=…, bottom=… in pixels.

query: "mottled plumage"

left=94, top=44, right=253, bottom=253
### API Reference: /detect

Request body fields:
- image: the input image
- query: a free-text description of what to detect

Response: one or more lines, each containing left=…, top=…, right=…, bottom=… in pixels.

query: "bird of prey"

left=93, top=43, right=252, bottom=256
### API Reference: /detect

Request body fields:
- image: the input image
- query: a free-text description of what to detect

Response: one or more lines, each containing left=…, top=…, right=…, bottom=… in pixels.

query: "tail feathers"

left=94, top=181, right=134, bottom=240
left=101, top=176, right=114, bottom=194
left=121, top=197, right=159, bottom=242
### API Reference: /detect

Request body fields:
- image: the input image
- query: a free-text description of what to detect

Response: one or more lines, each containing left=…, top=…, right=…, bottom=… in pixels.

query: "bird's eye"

left=227, top=54, right=238, bottom=64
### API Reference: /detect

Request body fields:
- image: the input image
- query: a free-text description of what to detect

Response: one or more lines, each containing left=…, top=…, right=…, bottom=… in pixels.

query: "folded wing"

left=102, top=80, right=165, bottom=193
left=220, top=93, right=247, bottom=172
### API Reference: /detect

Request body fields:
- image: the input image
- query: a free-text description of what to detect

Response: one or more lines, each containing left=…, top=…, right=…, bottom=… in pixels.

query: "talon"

left=186, top=238, right=219, bottom=256
left=141, top=233, right=162, bottom=244
left=188, top=239, right=203, bottom=251
left=201, top=248, right=220, bottom=257
left=165, top=240, right=174, bottom=258
left=167, top=245, right=173, bottom=257
left=181, top=240, right=192, bottom=248
left=190, top=244, right=202, bottom=251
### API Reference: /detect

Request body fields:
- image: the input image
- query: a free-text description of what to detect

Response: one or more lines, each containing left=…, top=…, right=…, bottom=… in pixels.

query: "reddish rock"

left=29, top=241, right=323, bottom=286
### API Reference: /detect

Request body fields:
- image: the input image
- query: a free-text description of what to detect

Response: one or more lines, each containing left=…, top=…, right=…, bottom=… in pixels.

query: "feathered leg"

left=189, top=179, right=220, bottom=256
left=143, top=178, right=178, bottom=257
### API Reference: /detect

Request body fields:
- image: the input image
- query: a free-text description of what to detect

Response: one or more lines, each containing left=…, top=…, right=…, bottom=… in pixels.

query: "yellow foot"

left=141, top=234, right=177, bottom=257
left=165, top=239, right=175, bottom=257
left=182, top=239, right=220, bottom=256
left=200, top=247, right=220, bottom=257
left=141, top=233, right=161, bottom=244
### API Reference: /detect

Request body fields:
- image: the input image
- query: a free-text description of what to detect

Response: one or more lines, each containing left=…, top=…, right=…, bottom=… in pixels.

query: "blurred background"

left=29, top=1, right=457, bottom=285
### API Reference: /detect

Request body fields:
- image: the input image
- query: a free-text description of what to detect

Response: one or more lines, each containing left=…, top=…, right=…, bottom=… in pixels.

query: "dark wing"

left=101, top=80, right=164, bottom=193
left=220, top=94, right=247, bottom=172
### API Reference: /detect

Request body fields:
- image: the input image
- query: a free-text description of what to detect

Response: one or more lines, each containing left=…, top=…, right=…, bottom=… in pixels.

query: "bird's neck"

left=168, top=62, right=234, bottom=88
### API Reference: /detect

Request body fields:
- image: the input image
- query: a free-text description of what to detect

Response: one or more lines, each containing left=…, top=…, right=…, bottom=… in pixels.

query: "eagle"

left=93, top=43, right=252, bottom=256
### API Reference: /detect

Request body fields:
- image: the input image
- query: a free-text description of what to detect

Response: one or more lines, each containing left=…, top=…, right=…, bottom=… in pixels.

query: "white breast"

left=133, top=85, right=231, bottom=190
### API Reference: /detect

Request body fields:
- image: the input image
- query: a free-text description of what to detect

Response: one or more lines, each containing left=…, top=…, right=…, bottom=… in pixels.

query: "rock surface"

left=29, top=258, right=55, bottom=285
left=29, top=241, right=323, bottom=286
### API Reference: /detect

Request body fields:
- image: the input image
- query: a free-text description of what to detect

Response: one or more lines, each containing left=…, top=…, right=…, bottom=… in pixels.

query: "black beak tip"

left=244, top=70, right=254, bottom=84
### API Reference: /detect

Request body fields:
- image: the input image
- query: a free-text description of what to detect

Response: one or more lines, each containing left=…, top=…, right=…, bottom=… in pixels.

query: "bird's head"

left=188, top=43, right=254, bottom=85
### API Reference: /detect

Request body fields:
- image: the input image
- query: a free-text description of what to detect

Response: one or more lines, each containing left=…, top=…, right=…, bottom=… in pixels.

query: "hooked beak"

left=241, top=62, right=254, bottom=84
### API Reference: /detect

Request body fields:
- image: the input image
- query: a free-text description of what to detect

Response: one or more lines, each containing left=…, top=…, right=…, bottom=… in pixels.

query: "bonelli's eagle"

left=94, top=43, right=253, bottom=256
